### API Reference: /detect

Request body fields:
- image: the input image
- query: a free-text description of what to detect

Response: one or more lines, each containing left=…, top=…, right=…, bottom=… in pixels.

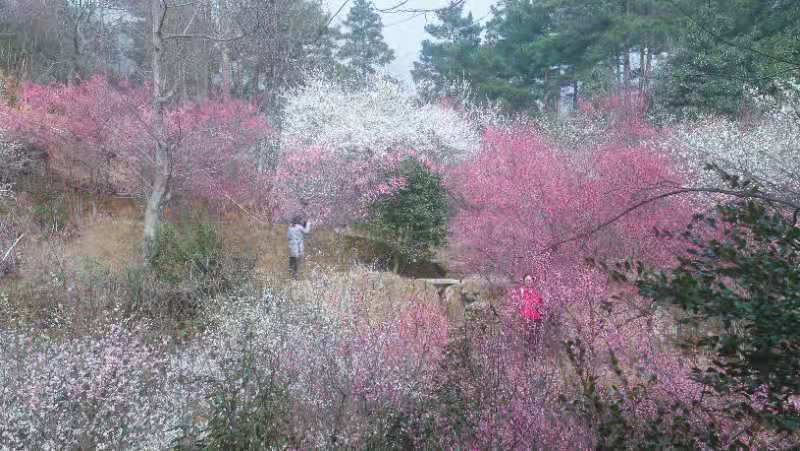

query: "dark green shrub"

left=367, top=158, right=449, bottom=273
left=633, top=198, right=800, bottom=436
left=150, top=222, right=224, bottom=284
left=173, top=343, right=294, bottom=450
left=595, top=180, right=800, bottom=446
left=31, top=193, right=69, bottom=234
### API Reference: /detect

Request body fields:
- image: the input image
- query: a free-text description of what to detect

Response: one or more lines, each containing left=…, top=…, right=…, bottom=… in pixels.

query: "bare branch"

left=179, top=1, right=202, bottom=35
left=1, top=234, right=24, bottom=266
left=162, top=31, right=245, bottom=42
left=155, top=84, right=176, bottom=103
left=327, top=0, right=350, bottom=27
left=375, top=0, right=465, bottom=14
left=168, top=0, right=203, bottom=7
left=542, top=187, right=800, bottom=253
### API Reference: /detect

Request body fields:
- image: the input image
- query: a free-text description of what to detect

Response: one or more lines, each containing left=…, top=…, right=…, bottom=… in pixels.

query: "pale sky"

left=326, top=0, right=496, bottom=86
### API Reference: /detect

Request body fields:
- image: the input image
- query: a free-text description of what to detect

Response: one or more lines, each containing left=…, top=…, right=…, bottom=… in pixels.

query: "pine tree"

left=652, top=0, right=800, bottom=119
left=412, top=3, right=482, bottom=101
left=338, top=0, right=395, bottom=79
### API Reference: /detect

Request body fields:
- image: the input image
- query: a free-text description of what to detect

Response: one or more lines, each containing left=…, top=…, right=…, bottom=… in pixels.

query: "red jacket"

left=510, top=286, right=543, bottom=321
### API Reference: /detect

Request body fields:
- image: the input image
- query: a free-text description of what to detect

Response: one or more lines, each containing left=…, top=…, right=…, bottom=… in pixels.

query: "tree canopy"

left=338, top=0, right=395, bottom=79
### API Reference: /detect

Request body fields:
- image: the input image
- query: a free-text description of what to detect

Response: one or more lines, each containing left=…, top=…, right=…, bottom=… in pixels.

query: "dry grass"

left=2, top=191, right=461, bottom=333
left=281, top=266, right=444, bottom=323
left=222, top=222, right=395, bottom=279
left=13, top=193, right=383, bottom=279
left=63, top=219, right=141, bottom=270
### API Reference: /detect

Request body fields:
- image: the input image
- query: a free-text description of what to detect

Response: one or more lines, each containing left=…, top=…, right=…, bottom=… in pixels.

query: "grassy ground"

left=1, top=189, right=480, bottom=337
left=52, top=196, right=447, bottom=279
left=3, top=191, right=449, bottom=291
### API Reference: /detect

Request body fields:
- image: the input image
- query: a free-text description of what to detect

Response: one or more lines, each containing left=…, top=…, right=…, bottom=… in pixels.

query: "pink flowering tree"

left=273, top=146, right=415, bottom=226
left=275, top=74, right=480, bottom=224
left=1, top=75, right=272, bottom=259
left=445, top=115, right=704, bottom=424
left=447, top=125, right=692, bottom=281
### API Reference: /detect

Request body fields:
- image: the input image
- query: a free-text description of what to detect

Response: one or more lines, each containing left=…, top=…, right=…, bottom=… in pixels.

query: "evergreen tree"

left=412, top=0, right=678, bottom=113
left=411, top=3, right=482, bottom=101
left=626, top=195, right=800, bottom=438
left=368, top=159, right=449, bottom=273
left=505, top=0, right=677, bottom=106
left=652, top=0, right=800, bottom=119
left=338, top=0, right=395, bottom=79
left=481, top=0, right=556, bottom=111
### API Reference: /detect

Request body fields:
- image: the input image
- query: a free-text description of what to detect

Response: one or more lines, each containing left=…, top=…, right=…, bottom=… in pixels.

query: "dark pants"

left=526, top=320, right=542, bottom=349
left=289, top=256, right=302, bottom=279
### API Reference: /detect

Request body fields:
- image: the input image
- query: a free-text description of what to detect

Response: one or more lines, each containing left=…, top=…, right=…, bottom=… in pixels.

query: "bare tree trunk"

left=622, top=48, right=631, bottom=91
left=219, top=0, right=232, bottom=96
left=542, top=70, right=550, bottom=113
left=221, top=46, right=232, bottom=96
left=180, top=64, right=188, bottom=102
left=642, top=42, right=652, bottom=92
left=622, top=0, right=631, bottom=91
left=70, top=4, right=88, bottom=84
left=72, top=19, right=82, bottom=82
left=144, top=0, right=171, bottom=262
left=572, top=79, right=579, bottom=112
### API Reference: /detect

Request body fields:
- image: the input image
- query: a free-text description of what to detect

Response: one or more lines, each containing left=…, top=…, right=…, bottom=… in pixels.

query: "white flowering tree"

left=668, top=110, right=800, bottom=203
left=0, top=130, right=28, bottom=274
left=281, top=74, right=481, bottom=163
left=0, top=131, right=25, bottom=201
left=0, top=183, right=11, bottom=201
left=276, top=74, right=482, bottom=224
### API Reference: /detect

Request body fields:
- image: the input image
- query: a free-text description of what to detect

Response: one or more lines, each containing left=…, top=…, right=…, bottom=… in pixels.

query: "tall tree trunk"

left=542, top=70, right=550, bottom=113
left=219, top=0, right=232, bottom=96
left=572, top=79, right=579, bottom=112
left=622, top=0, right=631, bottom=91
left=642, top=42, right=652, bottom=93
left=144, top=0, right=171, bottom=262
left=70, top=7, right=86, bottom=84
left=622, top=47, right=631, bottom=91
left=221, top=46, right=232, bottom=96
left=180, top=64, right=188, bottom=102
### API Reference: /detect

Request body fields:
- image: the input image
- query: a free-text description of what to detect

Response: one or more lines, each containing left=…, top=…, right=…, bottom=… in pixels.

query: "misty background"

left=326, top=0, right=495, bottom=85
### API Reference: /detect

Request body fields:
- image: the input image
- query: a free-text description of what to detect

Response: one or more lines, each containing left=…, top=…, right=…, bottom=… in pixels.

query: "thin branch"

left=162, top=32, right=246, bottom=42
left=155, top=83, right=176, bottom=103
left=179, top=1, right=202, bottom=35
left=168, top=0, right=203, bottom=7
left=1, top=234, right=24, bottom=265
left=542, top=187, right=800, bottom=253
left=375, top=0, right=410, bottom=13
left=328, top=0, right=351, bottom=26
left=376, top=0, right=465, bottom=14
left=306, top=0, right=350, bottom=46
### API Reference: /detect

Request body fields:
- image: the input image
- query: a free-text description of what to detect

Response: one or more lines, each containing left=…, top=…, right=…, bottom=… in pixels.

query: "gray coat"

left=287, top=223, right=310, bottom=257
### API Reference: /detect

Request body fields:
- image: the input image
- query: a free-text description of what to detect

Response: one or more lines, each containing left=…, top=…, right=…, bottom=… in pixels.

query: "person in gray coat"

left=288, top=215, right=311, bottom=279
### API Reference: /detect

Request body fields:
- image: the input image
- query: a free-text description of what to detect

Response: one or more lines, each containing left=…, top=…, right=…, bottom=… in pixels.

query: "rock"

left=433, top=277, right=502, bottom=325
left=465, top=300, right=491, bottom=313
left=445, top=289, right=466, bottom=325
left=459, top=278, right=484, bottom=304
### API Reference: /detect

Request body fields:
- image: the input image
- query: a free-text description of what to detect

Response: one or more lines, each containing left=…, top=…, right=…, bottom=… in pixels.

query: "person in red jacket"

left=510, top=273, right=544, bottom=346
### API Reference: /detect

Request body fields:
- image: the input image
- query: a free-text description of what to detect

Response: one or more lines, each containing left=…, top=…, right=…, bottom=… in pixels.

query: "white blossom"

left=666, top=109, right=800, bottom=201
left=0, top=269, right=447, bottom=450
left=0, top=129, right=32, bottom=201
left=0, top=183, right=11, bottom=201
left=281, top=74, right=482, bottom=165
